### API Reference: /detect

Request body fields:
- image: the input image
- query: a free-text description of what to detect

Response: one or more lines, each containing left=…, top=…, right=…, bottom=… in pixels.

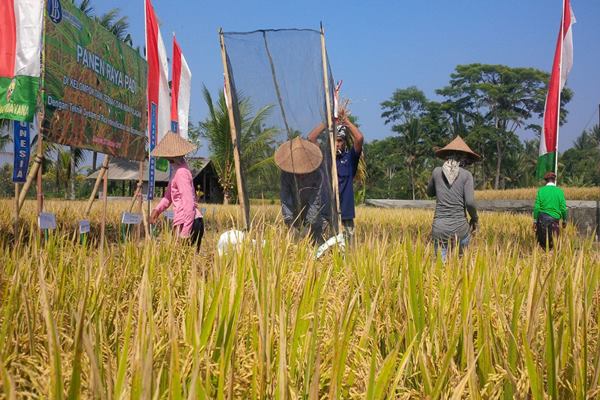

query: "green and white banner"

left=0, top=0, right=44, bottom=122
left=43, top=0, right=148, bottom=161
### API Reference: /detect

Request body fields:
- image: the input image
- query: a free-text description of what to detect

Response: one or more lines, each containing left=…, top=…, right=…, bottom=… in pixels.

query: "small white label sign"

left=38, top=213, right=57, bottom=230
left=121, top=212, right=142, bottom=225
left=164, top=210, right=174, bottom=220
left=79, top=220, right=90, bottom=234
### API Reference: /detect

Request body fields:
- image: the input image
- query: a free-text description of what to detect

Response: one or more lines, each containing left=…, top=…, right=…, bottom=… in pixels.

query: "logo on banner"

left=6, top=79, right=16, bottom=103
left=13, top=121, right=31, bottom=183
left=48, top=0, right=63, bottom=24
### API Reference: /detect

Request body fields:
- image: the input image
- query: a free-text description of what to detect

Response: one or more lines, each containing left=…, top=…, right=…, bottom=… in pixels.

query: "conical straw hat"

left=151, top=131, right=197, bottom=158
left=435, top=136, right=481, bottom=161
left=274, top=137, right=323, bottom=174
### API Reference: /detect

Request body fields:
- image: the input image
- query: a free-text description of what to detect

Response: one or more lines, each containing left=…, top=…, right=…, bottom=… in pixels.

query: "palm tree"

left=0, top=120, right=10, bottom=152
left=199, top=86, right=278, bottom=204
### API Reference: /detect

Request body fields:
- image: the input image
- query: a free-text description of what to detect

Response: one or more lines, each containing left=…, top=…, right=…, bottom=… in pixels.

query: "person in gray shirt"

left=426, top=136, right=481, bottom=262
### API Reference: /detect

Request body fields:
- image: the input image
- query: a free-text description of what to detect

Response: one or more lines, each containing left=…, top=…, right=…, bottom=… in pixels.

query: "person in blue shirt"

left=335, top=114, right=364, bottom=243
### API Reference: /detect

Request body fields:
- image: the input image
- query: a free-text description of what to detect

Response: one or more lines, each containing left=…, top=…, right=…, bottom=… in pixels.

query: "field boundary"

left=366, top=199, right=600, bottom=239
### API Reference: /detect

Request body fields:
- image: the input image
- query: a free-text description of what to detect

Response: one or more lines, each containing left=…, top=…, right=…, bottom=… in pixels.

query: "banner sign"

left=12, top=120, right=31, bottom=183
left=43, top=0, right=148, bottom=160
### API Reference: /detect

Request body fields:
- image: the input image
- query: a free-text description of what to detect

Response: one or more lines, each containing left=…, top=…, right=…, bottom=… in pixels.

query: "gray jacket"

left=426, top=167, right=478, bottom=241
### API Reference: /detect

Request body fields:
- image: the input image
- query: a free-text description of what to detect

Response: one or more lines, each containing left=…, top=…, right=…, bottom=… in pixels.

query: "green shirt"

left=533, top=184, right=568, bottom=221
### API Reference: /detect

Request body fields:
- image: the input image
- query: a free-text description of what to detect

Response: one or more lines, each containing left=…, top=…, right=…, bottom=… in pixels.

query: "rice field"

left=1, top=199, right=599, bottom=399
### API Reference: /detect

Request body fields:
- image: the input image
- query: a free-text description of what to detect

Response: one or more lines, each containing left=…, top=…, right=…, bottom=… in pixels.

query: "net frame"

left=219, top=27, right=341, bottom=236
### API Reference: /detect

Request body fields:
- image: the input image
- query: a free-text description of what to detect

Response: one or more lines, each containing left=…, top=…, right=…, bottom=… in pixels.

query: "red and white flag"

left=537, top=0, right=575, bottom=179
left=145, top=0, right=171, bottom=197
left=0, top=0, right=43, bottom=122
left=145, top=0, right=171, bottom=145
left=170, top=36, right=192, bottom=140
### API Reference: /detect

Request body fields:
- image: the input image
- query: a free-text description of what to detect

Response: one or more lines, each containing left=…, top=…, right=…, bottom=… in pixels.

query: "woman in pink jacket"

left=149, top=132, right=204, bottom=250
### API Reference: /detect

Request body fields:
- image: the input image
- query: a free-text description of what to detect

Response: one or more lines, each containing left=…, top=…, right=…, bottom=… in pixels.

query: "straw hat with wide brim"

left=435, top=136, right=481, bottom=161
left=151, top=131, right=197, bottom=158
left=274, top=137, right=323, bottom=174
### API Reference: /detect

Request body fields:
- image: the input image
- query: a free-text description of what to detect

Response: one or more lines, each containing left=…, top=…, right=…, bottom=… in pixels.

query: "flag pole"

left=320, top=23, right=343, bottom=236
left=219, top=28, right=250, bottom=230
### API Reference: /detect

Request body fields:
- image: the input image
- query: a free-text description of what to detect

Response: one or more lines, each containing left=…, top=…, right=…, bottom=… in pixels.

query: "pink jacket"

left=154, top=160, right=202, bottom=238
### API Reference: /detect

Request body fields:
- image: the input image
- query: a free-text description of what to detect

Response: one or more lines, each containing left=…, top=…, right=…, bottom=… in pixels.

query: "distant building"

left=87, top=157, right=224, bottom=204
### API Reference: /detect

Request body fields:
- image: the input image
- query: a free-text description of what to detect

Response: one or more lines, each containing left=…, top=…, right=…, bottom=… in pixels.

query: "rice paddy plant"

left=0, top=199, right=599, bottom=398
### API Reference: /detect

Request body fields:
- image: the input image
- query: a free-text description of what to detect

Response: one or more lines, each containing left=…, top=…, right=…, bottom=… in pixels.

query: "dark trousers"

left=536, top=213, right=560, bottom=250
left=189, top=217, right=204, bottom=251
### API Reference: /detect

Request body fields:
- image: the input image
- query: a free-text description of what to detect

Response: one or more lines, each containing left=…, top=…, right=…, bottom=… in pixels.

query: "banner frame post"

left=85, top=155, right=110, bottom=217
left=219, top=28, right=250, bottom=230
left=100, top=162, right=109, bottom=253
left=320, top=23, right=343, bottom=236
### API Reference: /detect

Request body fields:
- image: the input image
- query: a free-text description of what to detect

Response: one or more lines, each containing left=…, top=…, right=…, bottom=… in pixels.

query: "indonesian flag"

left=0, top=0, right=43, bottom=122
left=145, top=0, right=171, bottom=196
left=145, top=0, right=171, bottom=145
left=170, top=36, right=192, bottom=140
left=537, top=0, right=575, bottom=179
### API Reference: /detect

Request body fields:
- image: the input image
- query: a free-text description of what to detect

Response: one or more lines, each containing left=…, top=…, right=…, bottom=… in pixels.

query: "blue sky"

left=94, top=0, right=599, bottom=153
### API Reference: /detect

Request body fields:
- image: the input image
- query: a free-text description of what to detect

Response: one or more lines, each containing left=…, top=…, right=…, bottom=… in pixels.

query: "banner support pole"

left=85, top=155, right=110, bottom=217
left=219, top=28, right=250, bottom=230
left=320, top=23, right=343, bottom=236
left=99, top=162, right=109, bottom=255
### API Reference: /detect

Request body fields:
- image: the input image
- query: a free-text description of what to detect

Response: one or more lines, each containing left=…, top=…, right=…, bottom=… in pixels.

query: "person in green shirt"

left=533, top=171, right=568, bottom=250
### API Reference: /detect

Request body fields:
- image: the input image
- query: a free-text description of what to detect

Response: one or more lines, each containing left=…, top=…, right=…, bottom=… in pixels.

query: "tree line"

left=365, top=63, right=600, bottom=200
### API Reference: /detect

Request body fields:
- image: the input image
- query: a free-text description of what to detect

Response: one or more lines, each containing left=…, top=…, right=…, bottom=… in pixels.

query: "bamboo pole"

left=16, top=153, right=42, bottom=213
left=99, top=162, right=108, bottom=253
left=84, top=156, right=110, bottom=217
left=219, top=28, right=250, bottom=230
left=320, top=24, right=343, bottom=235
left=129, top=162, right=144, bottom=212
left=36, top=125, right=43, bottom=220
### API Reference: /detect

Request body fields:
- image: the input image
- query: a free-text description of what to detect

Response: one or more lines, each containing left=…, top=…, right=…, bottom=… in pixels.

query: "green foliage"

left=199, top=86, right=279, bottom=203
left=561, top=125, right=600, bottom=186
left=372, top=64, right=579, bottom=198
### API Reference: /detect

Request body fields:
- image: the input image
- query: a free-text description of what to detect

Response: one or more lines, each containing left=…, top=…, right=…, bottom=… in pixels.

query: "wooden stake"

left=320, top=24, right=343, bottom=235
left=85, top=155, right=110, bottom=217
left=219, top=29, right=250, bottom=230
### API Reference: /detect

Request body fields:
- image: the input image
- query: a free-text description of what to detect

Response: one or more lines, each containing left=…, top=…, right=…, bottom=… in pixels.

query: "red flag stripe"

left=171, top=37, right=182, bottom=123
left=542, top=0, right=572, bottom=155
left=562, top=0, right=572, bottom=40
left=145, top=0, right=160, bottom=131
left=0, top=0, right=16, bottom=77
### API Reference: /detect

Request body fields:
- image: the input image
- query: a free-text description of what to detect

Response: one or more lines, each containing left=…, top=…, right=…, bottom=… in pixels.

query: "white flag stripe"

left=14, top=0, right=43, bottom=76
left=177, top=53, right=192, bottom=140
left=157, top=31, right=171, bottom=142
